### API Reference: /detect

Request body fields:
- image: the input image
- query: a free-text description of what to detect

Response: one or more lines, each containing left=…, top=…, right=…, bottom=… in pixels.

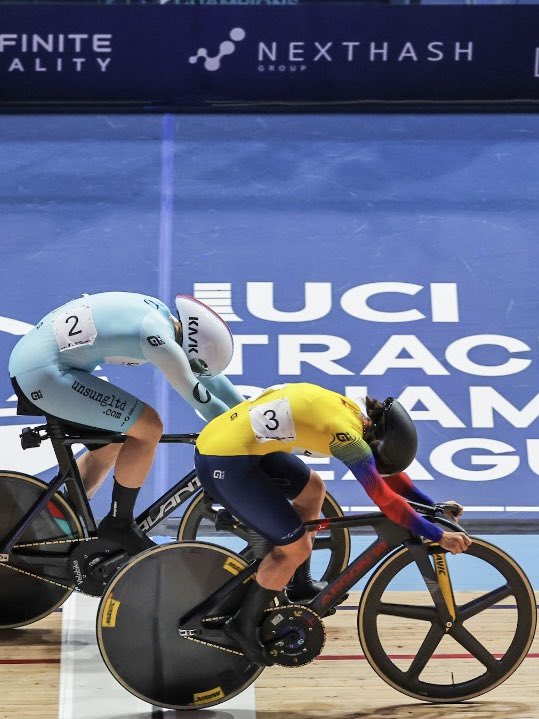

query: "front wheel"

left=357, top=537, right=536, bottom=702
left=177, top=489, right=351, bottom=583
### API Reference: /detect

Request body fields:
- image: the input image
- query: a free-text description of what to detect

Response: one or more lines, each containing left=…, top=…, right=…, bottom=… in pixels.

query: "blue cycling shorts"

left=12, top=366, right=144, bottom=433
left=194, top=450, right=311, bottom=546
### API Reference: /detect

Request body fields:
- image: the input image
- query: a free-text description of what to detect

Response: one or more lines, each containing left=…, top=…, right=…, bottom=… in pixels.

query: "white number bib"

left=249, top=398, right=296, bottom=444
left=52, top=304, right=97, bottom=352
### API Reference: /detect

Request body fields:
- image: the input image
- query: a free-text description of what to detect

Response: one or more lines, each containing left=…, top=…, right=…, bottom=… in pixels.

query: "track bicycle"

left=97, top=505, right=536, bottom=707
left=0, top=413, right=350, bottom=629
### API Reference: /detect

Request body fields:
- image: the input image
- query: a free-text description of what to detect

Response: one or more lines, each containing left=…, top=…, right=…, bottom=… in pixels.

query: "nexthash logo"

left=189, top=27, right=246, bottom=71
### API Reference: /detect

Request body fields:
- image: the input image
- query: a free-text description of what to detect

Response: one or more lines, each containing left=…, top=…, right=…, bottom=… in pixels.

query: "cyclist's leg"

left=77, top=444, right=121, bottom=498
left=260, top=453, right=326, bottom=600
left=194, top=452, right=313, bottom=664
left=15, top=367, right=161, bottom=552
left=97, top=405, right=162, bottom=551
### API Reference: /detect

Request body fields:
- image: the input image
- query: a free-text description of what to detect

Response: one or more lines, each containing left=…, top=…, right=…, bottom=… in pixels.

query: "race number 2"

left=53, top=304, right=97, bottom=352
left=249, top=398, right=296, bottom=443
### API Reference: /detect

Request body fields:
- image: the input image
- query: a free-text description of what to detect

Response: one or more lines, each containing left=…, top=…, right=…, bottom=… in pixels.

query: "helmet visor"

left=189, top=358, right=212, bottom=377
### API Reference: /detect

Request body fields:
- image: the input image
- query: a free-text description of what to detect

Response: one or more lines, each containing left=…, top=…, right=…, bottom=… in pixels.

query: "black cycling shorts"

left=194, top=450, right=311, bottom=546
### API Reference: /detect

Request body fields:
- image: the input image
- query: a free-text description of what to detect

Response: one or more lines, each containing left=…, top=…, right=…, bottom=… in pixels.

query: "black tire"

left=357, top=537, right=537, bottom=702
left=177, top=489, right=351, bottom=582
left=0, top=471, right=84, bottom=628
left=97, top=542, right=264, bottom=710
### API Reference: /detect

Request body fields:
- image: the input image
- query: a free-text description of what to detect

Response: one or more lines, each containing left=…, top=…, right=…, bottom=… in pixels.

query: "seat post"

left=47, top=418, right=97, bottom=534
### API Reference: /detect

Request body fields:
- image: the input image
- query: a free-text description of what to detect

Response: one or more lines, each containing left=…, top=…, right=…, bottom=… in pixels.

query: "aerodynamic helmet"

left=174, top=295, right=234, bottom=377
left=370, top=397, right=418, bottom=475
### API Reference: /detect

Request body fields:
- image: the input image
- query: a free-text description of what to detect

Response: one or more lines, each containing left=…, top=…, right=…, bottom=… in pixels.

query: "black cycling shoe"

left=223, top=581, right=276, bottom=666
left=286, top=558, right=327, bottom=603
left=224, top=616, right=274, bottom=666
left=97, top=516, right=156, bottom=556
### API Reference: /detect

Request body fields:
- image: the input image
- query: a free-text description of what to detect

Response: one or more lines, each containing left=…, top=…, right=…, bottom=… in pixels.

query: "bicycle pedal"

left=68, top=539, right=128, bottom=596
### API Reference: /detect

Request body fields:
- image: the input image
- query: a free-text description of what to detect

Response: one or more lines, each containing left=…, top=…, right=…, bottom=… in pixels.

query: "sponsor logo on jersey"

left=147, top=335, right=164, bottom=347
left=193, top=383, right=211, bottom=404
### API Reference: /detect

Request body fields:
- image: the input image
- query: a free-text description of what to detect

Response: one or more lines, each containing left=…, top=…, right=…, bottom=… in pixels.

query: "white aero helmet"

left=174, top=295, right=234, bottom=377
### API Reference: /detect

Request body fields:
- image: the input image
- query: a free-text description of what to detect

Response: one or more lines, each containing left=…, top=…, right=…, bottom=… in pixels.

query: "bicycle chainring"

left=68, top=539, right=130, bottom=596
left=260, top=604, right=325, bottom=667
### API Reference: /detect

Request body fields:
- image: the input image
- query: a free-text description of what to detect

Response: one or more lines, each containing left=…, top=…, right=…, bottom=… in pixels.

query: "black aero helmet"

left=370, top=398, right=418, bottom=475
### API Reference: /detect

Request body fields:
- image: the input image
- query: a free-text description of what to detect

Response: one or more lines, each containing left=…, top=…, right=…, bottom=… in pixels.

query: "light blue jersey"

left=9, top=292, right=243, bottom=432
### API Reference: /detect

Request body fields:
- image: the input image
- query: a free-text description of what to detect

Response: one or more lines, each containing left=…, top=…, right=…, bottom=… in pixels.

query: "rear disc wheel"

left=0, top=471, right=83, bottom=628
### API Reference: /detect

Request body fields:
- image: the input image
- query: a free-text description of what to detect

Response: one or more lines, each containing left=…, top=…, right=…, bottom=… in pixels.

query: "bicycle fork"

left=406, top=539, right=457, bottom=630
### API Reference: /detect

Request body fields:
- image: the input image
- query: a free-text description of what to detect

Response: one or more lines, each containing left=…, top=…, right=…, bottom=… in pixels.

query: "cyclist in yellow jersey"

left=195, top=382, right=471, bottom=665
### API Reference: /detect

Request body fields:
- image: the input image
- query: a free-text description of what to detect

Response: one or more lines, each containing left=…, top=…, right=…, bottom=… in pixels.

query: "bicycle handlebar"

left=408, top=500, right=467, bottom=534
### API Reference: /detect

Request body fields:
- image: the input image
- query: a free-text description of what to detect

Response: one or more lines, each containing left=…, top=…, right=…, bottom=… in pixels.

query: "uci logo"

left=147, top=335, right=164, bottom=347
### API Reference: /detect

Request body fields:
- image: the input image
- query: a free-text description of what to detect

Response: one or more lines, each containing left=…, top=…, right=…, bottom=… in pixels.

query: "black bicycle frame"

left=0, top=420, right=200, bottom=558
left=179, top=506, right=464, bottom=635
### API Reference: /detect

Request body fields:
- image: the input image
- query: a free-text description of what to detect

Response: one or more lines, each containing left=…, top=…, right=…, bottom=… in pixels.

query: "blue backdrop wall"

left=1, top=113, right=538, bottom=521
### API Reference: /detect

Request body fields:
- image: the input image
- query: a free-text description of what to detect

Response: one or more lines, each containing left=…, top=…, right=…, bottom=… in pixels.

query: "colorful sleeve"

left=329, top=433, right=442, bottom=542
left=383, top=472, right=436, bottom=506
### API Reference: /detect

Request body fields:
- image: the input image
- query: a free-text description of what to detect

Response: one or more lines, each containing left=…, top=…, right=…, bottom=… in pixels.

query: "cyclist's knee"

left=295, top=470, right=325, bottom=506
left=128, top=405, right=163, bottom=443
left=273, top=532, right=311, bottom=565
left=309, top=470, right=326, bottom=501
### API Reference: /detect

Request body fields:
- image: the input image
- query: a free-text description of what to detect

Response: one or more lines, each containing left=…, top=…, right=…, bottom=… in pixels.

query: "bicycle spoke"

left=458, top=584, right=512, bottom=622
left=405, top=623, right=445, bottom=682
left=449, top=624, right=501, bottom=673
left=378, top=602, right=437, bottom=622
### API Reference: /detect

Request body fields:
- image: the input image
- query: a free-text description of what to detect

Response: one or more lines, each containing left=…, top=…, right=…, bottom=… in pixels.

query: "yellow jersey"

left=196, top=382, right=372, bottom=466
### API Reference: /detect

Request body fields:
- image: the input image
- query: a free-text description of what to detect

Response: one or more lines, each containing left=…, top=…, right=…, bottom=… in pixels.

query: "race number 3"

left=53, top=304, right=97, bottom=352
left=249, top=398, right=296, bottom=443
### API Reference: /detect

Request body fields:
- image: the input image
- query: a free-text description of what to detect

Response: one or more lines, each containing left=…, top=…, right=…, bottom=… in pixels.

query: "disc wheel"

left=97, top=542, right=263, bottom=710
left=178, top=489, right=351, bottom=583
left=357, top=537, right=537, bottom=702
left=0, top=471, right=84, bottom=628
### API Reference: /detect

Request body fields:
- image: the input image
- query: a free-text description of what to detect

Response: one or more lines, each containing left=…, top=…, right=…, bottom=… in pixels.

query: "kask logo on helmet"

left=187, top=317, right=199, bottom=354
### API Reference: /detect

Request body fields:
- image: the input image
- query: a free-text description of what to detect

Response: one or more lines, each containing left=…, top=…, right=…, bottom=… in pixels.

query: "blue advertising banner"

left=1, top=113, right=539, bottom=525
left=0, top=5, right=538, bottom=108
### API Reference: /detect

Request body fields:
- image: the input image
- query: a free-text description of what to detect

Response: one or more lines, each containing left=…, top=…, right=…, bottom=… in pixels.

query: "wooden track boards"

left=1, top=592, right=538, bottom=719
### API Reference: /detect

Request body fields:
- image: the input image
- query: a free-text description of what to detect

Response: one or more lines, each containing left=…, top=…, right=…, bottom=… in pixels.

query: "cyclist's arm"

left=383, top=471, right=436, bottom=506
left=331, top=440, right=442, bottom=542
left=140, top=316, right=230, bottom=421
left=198, top=373, right=245, bottom=410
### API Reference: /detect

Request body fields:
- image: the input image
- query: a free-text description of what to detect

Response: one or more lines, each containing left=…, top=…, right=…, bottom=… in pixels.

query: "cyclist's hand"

left=440, top=500, right=464, bottom=520
left=439, top=531, right=472, bottom=555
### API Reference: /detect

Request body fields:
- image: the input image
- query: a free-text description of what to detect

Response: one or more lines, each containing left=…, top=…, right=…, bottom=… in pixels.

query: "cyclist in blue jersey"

left=9, top=291, right=244, bottom=553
